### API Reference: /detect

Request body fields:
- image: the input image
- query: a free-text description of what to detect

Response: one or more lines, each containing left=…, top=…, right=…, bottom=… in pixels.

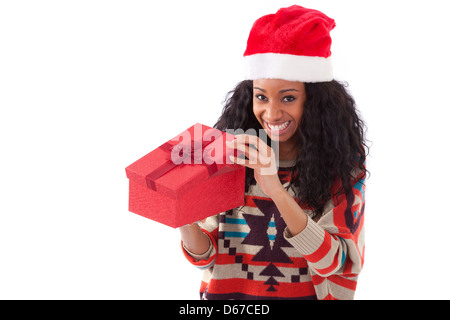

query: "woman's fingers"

left=229, top=155, right=258, bottom=169
left=232, top=140, right=258, bottom=162
left=233, top=134, right=271, bottom=156
left=228, top=145, right=260, bottom=169
left=227, top=134, right=274, bottom=169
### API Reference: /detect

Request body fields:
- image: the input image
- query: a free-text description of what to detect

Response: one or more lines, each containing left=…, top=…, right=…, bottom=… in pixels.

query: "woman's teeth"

left=267, top=121, right=290, bottom=131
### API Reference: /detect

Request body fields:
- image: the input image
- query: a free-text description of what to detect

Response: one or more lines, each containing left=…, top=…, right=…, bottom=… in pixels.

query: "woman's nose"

left=265, top=102, right=283, bottom=121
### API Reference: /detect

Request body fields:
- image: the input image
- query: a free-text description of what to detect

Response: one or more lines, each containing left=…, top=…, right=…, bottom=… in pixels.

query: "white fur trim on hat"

left=244, top=53, right=333, bottom=83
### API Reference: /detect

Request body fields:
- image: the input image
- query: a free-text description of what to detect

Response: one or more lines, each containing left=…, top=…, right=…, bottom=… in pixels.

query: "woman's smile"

left=264, top=120, right=293, bottom=135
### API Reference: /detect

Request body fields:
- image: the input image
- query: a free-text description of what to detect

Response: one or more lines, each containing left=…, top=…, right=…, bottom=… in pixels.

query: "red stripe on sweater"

left=205, top=277, right=316, bottom=299
left=200, top=280, right=208, bottom=293
left=343, top=257, right=353, bottom=275
left=323, top=293, right=339, bottom=300
left=311, top=274, right=325, bottom=285
left=315, top=252, right=340, bottom=275
left=328, top=275, right=357, bottom=291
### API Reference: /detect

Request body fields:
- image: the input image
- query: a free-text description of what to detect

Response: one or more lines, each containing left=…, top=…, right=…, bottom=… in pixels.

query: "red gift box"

left=125, top=123, right=245, bottom=228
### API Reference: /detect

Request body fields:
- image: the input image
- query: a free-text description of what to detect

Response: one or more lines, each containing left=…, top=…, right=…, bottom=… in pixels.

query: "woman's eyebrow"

left=253, top=87, right=299, bottom=94
left=279, top=88, right=299, bottom=94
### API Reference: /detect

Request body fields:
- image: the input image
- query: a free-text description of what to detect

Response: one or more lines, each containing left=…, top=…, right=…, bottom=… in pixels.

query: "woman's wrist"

left=179, top=223, right=211, bottom=255
left=269, top=182, right=289, bottom=202
left=271, top=187, right=308, bottom=237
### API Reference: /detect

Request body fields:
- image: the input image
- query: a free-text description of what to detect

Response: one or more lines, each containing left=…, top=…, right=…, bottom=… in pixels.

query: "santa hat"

left=244, top=5, right=336, bottom=83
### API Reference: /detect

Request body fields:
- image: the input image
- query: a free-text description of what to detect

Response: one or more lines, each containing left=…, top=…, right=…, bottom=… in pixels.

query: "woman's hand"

left=227, top=134, right=284, bottom=199
left=179, top=222, right=211, bottom=255
left=227, top=134, right=308, bottom=236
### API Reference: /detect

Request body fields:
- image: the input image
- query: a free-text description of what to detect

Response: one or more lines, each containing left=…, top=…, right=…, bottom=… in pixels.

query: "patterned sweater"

left=182, top=160, right=366, bottom=300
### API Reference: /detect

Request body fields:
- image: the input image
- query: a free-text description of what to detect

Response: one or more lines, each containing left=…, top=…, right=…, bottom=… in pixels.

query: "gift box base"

left=128, top=167, right=245, bottom=228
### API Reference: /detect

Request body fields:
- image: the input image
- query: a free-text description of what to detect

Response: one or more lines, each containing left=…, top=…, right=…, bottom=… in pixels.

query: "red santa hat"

left=244, top=5, right=336, bottom=83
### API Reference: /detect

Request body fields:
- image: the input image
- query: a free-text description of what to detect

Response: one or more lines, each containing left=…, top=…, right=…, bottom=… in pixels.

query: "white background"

left=1, top=0, right=449, bottom=300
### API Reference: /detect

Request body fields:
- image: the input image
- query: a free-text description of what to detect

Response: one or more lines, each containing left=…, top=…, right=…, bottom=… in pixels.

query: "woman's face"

left=252, top=79, right=306, bottom=143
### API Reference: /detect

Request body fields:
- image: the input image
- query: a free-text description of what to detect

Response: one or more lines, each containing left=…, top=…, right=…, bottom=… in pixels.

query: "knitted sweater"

left=182, top=160, right=365, bottom=300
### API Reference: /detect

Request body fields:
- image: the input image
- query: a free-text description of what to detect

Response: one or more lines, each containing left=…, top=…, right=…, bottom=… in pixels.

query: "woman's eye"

left=255, top=94, right=267, bottom=101
left=283, top=96, right=296, bottom=102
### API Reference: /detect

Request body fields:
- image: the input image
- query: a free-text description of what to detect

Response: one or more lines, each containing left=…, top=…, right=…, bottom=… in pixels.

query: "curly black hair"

left=214, top=79, right=368, bottom=218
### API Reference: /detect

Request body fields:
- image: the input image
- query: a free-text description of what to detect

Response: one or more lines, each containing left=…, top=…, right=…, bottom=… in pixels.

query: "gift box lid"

left=125, top=123, right=242, bottom=200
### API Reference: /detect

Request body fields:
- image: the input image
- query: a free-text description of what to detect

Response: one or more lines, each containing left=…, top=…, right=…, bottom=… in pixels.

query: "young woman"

left=179, top=5, right=368, bottom=300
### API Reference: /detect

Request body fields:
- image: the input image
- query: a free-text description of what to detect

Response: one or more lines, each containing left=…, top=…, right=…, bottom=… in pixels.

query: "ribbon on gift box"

left=145, top=138, right=219, bottom=191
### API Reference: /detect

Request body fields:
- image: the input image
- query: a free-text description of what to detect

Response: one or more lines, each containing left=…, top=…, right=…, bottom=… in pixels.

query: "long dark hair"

left=214, top=79, right=368, bottom=217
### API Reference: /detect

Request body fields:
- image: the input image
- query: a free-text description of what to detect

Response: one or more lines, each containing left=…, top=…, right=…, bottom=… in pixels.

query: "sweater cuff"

left=284, top=216, right=326, bottom=257
left=182, top=237, right=213, bottom=261
left=181, top=229, right=217, bottom=269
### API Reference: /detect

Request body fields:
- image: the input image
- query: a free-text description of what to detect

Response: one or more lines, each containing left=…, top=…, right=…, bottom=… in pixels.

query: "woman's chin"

left=265, top=129, right=294, bottom=143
